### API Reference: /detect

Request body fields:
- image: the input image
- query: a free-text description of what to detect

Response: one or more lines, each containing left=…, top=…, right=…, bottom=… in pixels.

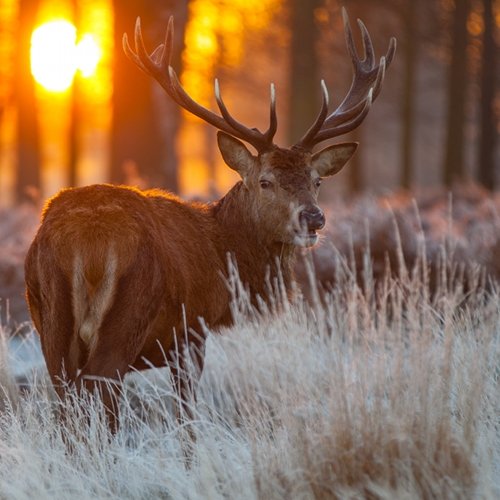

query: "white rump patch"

left=72, top=249, right=118, bottom=355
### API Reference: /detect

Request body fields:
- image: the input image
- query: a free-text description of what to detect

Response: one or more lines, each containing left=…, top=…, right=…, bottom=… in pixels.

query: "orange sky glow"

left=0, top=0, right=283, bottom=204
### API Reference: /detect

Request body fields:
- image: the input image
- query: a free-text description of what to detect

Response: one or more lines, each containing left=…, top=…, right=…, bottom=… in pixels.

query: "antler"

left=295, top=8, right=397, bottom=151
left=123, top=17, right=278, bottom=153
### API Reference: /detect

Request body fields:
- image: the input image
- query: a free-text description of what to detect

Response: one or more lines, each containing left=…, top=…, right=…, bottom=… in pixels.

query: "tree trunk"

left=111, top=0, right=185, bottom=191
left=68, top=78, right=80, bottom=187
left=68, top=0, right=80, bottom=187
left=156, top=0, right=187, bottom=193
left=442, top=0, right=469, bottom=187
left=401, top=0, right=417, bottom=189
left=288, top=0, right=320, bottom=145
left=15, top=0, right=41, bottom=203
left=346, top=2, right=364, bottom=194
left=477, top=0, right=497, bottom=190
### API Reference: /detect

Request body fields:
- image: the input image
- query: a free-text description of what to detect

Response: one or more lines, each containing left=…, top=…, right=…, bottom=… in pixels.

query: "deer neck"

left=212, top=182, right=296, bottom=296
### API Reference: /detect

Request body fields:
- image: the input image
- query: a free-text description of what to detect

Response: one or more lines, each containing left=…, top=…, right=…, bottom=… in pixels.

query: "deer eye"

left=314, top=178, right=322, bottom=188
left=259, top=180, right=272, bottom=189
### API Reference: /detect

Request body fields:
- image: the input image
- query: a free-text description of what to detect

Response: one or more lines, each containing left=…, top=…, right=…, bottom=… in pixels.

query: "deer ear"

left=311, top=142, right=358, bottom=177
left=217, top=131, right=255, bottom=176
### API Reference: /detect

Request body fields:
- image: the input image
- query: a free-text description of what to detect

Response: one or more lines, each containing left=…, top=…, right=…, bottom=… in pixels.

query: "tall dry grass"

left=296, top=184, right=500, bottom=300
left=0, top=245, right=498, bottom=499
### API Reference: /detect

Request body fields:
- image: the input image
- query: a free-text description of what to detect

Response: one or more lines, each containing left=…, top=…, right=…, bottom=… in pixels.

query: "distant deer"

left=25, top=9, right=395, bottom=429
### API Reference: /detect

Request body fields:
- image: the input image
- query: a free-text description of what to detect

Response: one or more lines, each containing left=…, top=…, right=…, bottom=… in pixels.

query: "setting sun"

left=75, top=34, right=101, bottom=77
left=30, top=20, right=101, bottom=92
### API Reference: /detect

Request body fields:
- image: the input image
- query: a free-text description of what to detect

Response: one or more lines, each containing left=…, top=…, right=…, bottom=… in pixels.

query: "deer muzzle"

left=299, top=207, right=325, bottom=232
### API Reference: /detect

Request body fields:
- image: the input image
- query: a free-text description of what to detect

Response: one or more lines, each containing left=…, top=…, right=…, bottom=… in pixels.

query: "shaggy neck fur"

left=212, top=182, right=296, bottom=301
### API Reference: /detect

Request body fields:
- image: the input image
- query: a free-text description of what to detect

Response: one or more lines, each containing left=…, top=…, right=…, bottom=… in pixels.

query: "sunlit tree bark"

left=111, top=0, right=186, bottom=191
left=68, top=0, right=80, bottom=187
left=15, top=0, right=41, bottom=203
left=477, top=0, right=497, bottom=190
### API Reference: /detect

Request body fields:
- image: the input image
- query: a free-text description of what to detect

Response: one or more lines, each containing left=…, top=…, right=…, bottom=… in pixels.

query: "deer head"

left=123, top=9, right=396, bottom=247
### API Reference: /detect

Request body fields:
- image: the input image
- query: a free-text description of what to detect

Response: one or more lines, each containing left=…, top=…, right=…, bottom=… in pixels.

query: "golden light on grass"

left=30, top=20, right=101, bottom=92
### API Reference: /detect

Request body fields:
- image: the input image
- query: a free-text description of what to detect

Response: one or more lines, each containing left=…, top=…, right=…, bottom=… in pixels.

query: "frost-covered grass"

left=0, top=203, right=38, bottom=325
left=0, top=251, right=498, bottom=499
left=297, top=184, right=500, bottom=299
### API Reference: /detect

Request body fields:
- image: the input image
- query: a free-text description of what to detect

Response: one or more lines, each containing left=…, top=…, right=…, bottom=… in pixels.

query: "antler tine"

left=335, top=9, right=379, bottom=114
left=295, top=81, right=329, bottom=149
left=314, top=88, right=373, bottom=145
left=123, top=17, right=276, bottom=153
left=357, top=19, right=375, bottom=66
left=122, top=20, right=145, bottom=71
left=150, top=44, right=164, bottom=65
left=386, top=37, right=397, bottom=67
left=214, top=79, right=270, bottom=148
left=165, top=16, right=174, bottom=67
left=263, top=83, right=278, bottom=142
left=133, top=18, right=153, bottom=69
left=323, top=55, right=385, bottom=130
left=149, top=16, right=173, bottom=68
left=123, top=18, right=169, bottom=85
left=343, top=8, right=359, bottom=67
left=214, top=79, right=243, bottom=132
left=371, top=56, right=386, bottom=100
left=295, top=8, right=396, bottom=150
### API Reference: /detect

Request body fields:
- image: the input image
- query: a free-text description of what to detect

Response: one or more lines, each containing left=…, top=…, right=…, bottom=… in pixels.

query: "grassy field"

left=0, top=251, right=498, bottom=499
left=0, top=187, right=499, bottom=498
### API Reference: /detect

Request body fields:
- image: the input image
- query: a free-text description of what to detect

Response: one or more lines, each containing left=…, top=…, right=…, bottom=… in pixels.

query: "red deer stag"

left=25, top=9, right=395, bottom=429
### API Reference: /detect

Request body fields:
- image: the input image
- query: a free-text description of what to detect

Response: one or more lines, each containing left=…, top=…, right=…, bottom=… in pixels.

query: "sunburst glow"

left=31, top=20, right=101, bottom=92
left=75, top=34, right=101, bottom=77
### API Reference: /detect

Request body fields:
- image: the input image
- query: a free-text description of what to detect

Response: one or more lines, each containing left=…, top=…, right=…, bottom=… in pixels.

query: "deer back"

left=26, top=184, right=230, bottom=363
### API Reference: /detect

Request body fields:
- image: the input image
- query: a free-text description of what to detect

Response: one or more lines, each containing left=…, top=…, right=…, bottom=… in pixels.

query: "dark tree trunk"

left=288, top=0, right=320, bottom=145
left=111, top=0, right=186, bottom=191
left=155, top=1, right=187, bottom=193
left=345, top=2, right=364, bottom=194
left=15, top=0, right=41, bottom=203
left=401, top=0, right=417, bottom=189
left=204, top=124, right=218, bottom=198
left=477, top=0, right=497, bottom=190
left=442, top=0, right=469, bottom=187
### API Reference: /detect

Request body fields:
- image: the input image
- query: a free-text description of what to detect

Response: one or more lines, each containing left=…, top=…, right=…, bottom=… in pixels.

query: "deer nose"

left=299, top=207, right=325, bottom=231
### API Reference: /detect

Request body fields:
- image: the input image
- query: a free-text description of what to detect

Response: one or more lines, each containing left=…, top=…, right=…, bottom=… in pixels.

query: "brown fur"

left=25, top=140, right=356, bottom=429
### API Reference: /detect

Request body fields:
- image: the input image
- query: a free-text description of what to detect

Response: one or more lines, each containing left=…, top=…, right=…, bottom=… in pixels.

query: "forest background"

left=0, top=0, right=498, bottom=206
